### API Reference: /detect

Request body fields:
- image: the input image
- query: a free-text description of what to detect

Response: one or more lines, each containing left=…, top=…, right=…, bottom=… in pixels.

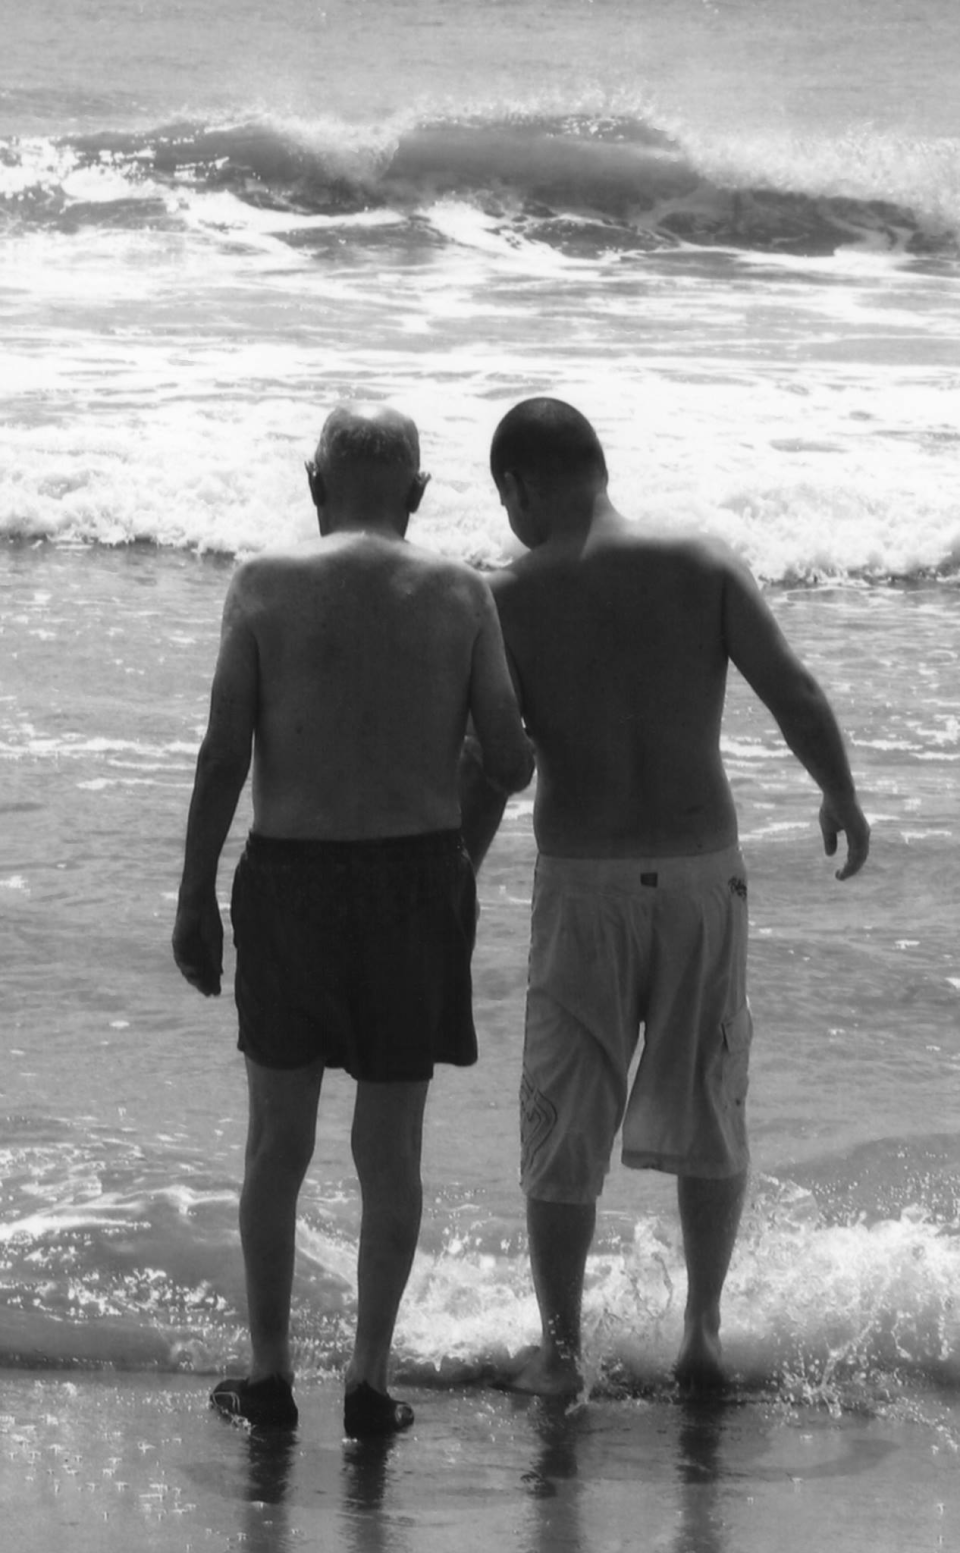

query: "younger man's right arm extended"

left=722, top=556, right=870, bottom=880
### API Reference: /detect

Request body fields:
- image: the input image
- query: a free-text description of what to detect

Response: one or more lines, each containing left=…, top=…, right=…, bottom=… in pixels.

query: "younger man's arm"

left=172, top=572, right=258, bottom=995
left=722, top=556, right=870, bottom=880
left=460, top=579, right=534, bottom=868
left=459, top=734, right=512, bottom=869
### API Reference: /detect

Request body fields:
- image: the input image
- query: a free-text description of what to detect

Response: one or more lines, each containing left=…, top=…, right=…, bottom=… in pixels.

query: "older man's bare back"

left=232, top=532, right=512, bottom=840
left=175, top=401, right=533, bottom=1000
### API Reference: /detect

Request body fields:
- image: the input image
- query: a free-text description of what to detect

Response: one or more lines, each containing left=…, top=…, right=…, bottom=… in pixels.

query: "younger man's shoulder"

left=660, top=528, right=749, bottom=576
left=608, top=523, right=760, bottom=596
left=611, top=516, right=734, bottom=564
left=487, top=526, right=745, bottom=580
left=485, top=529, right=756, bottom=625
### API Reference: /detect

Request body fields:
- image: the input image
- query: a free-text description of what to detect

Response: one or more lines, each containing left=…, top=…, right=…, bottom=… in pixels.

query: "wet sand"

left=1, top=1370, right=956, bottom=1553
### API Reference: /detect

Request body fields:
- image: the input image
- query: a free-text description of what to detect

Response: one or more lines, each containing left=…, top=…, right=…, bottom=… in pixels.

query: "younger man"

left=461, top=397, right=869, bottom=1394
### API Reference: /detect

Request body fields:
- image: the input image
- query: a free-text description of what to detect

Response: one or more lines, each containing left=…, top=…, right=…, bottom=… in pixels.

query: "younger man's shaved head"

left=316, top=404, right=420, bottom=473
left=490, top=398, right=607, bottom=487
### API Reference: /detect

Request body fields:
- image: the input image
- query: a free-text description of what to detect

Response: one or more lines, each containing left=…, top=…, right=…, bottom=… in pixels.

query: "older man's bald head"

left=314, top=404, right=420, bottom=475
left=306, top=404, right=429, bottom=531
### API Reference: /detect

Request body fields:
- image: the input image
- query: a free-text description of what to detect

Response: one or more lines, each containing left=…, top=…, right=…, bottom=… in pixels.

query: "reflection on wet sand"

left=675, top=1398, right=727, bottom=1553
left=239, top=1429, right=298, bottom=1553
left=518, top=1392, right=734, bottom=1553
left=341, top=1432, right=415, bottom=1553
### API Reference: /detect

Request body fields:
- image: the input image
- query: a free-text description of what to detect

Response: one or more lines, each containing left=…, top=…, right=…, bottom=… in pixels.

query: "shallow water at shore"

left=0, top=545, right=957, bottom=1424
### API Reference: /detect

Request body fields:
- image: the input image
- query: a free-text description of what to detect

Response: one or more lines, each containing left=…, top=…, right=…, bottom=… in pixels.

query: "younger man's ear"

left=500, top=470, right=529, bottom=510
left=407, top=471, right=431, bottom=513
left=305, top=460, right=325, bottom=508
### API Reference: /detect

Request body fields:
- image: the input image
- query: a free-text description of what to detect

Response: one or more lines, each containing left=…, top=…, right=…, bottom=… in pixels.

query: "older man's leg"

left=240, top=1057, right=324, bottom=1382
left=346, top=1078, right=429, bottom=1395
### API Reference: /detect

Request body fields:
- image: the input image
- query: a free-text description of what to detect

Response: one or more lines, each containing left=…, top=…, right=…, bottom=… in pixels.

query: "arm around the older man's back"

left=459, top=579, right=533, bottom=865
left=467, top=580, right=534, bottom=794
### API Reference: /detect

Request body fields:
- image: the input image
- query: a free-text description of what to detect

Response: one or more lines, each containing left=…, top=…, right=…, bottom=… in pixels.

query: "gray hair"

left=316, top=406, right=420, bottom=473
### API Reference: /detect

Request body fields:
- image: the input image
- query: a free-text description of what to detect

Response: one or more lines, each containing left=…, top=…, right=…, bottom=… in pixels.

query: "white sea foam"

left=2, top=371, right=959, bottom=581
left=385, top=1181, right=960, bottom=1397
left=2, top=1161, right=954, bottom=1396
left=679, top=121, right=960, bottom=233
left=1, top=89, right=957, bottom=586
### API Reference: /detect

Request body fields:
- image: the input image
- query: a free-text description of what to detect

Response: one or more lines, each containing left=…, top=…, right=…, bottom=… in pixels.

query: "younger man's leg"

left=344, top=1078, right=429, bottom=1433
left=509, top=1196, right=595, bottom=1396
left=513, top=855, right=632, bottom=1397
left=675, top=1170, right=747, bottom=1389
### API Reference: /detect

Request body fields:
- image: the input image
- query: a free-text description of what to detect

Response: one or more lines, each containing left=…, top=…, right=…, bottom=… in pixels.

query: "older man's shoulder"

left=223, top=541, right=329, bottom=619
left=234, top=538, right=324, bottom=576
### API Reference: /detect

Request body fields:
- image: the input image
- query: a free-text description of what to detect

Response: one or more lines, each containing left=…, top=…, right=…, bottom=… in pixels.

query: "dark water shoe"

left=210, top=1374, right=298, bottom=1429
left=344, top=1381, right=415, bottom=1438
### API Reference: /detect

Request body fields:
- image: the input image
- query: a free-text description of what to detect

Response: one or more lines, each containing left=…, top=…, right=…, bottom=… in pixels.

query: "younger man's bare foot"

left=675, top=1319, right=726, bottom=1393
left=494, top=1343, right=583, bottom=1398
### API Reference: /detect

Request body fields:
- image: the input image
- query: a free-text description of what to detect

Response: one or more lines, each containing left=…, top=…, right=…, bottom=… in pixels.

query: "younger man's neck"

left=544, top=488, right=618, bottom=543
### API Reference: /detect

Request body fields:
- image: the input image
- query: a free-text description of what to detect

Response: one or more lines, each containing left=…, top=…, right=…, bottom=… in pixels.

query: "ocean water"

left=0, top=0, right=958, bottom=1447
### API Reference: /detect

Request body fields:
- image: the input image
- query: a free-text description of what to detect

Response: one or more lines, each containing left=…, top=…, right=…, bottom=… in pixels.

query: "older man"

left=174, top=404, right=533, bottom=1435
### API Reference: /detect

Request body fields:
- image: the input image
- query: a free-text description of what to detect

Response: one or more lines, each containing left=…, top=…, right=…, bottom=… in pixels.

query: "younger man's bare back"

left=492, top=511, right=738, bottom=858
left=492, top=502, right=868, bottom=870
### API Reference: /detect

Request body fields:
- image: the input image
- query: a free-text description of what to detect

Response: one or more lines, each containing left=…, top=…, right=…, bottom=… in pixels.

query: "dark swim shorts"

left=230, top=830, right=478, bottom=1081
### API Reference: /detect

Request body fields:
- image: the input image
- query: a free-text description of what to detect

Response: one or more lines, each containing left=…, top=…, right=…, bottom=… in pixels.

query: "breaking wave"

left=0, top=1122, right=957, bottom=1421
left=2, top=109, right=958, bottom=259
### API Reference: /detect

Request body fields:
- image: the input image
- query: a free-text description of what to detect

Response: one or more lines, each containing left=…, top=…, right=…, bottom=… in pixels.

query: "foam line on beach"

left=0, top=1164, right=956, bottom=1410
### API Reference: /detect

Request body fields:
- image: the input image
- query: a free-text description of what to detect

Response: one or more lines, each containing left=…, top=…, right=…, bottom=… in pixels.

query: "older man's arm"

left=173, top=571, right=258, bottom=995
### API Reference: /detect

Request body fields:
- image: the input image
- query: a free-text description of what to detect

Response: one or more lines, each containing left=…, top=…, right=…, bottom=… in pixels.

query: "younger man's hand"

left=172, top=896, right=224, bottom=996
left=819, top=795, right=870, bottom=881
